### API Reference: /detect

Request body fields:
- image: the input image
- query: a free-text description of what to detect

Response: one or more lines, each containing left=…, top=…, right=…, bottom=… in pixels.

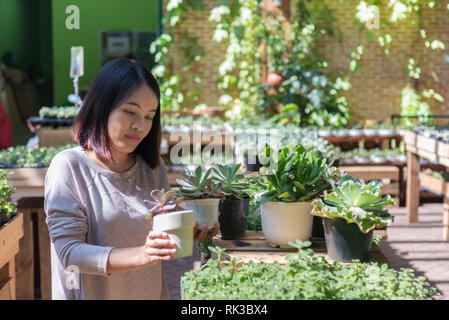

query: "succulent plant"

left=311, top=175, right=394, bottom=233
left=257, top=145, right=335, bottom=203
left=143, top=189, right=185, bottom=220
left=176, top=166, right=224, bottom=199
left=212, top=163, right=250, bottom=200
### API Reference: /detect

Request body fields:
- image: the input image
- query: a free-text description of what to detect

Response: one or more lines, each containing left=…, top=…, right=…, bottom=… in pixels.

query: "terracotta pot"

left=266, top=71, right=284, bottom=87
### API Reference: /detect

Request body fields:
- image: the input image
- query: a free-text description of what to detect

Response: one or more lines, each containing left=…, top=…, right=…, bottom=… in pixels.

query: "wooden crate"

left=38, top=126, right=74, bottom=147
left=212, top=231, right=389, bottom=266
left=340, top=165, right=400, bottom=206
left=7, top=167, right=47, bottom=203
left=14, top=197, right=51, bottom=300
left=0, top=213, right=24, bottom=300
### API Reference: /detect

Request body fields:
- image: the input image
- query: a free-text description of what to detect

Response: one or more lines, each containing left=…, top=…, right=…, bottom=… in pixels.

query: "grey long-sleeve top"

left=44, top=146, right=170, bottom=300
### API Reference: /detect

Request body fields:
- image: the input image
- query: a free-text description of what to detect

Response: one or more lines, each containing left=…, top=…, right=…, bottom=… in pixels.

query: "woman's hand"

left=194, top=221, right=220, bottom=241
left=141, top=231, right=177, bottom=267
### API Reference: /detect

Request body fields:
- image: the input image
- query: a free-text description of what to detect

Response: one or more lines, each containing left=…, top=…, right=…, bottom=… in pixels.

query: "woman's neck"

left=86, top=150, right=137, bottom=173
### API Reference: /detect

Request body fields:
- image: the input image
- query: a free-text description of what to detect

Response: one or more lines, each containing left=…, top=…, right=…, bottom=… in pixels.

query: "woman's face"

left=107, top=83, right=158, bottom=156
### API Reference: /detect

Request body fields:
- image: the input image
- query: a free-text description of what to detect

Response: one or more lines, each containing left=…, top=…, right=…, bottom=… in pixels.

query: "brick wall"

left=163, top=0, right=449, bottom=123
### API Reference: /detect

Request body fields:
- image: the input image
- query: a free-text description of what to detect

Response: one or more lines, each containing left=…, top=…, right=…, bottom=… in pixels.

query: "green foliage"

left=143, top=188, right=185, bottom=220
left=181, top=241, right=438, bottom=300
left=257, top=145, right=338, bottom=203
left=39, top=106, right=80, bottom=118
left=176, top=166, right=223, bottom=199
left=150, top=0, right=205, bottom=111
left=311, top=175, right=394, bottom=233
left=209, top=0, right=265, bottom=120
left=0, top=144, right=77, bottom=168
left=211, top=164, right=249, bottom=200
left=0, top=170, right=16, bottom=224
left=400, top=85, right=434, bottom=126
left=261, top=1, right=351, bottom=127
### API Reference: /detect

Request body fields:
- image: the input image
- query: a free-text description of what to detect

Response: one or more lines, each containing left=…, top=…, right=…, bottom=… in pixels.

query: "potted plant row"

left=0, top=144, right=77, bottom=169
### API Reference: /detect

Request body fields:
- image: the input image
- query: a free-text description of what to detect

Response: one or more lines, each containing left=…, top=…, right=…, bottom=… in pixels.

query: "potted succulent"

left=176, top=166, right=223, bottom=229
left=144, top=189, right=195, bottom=259
left=256, top=145, right=333, bottom=248
left=311, top=175, right=394, bottom=262
left=212, top=164, right=250, bottom=240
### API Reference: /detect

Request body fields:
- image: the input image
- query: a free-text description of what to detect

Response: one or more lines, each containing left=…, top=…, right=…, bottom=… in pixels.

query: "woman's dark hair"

left=73, top=58, right=161, bottom=169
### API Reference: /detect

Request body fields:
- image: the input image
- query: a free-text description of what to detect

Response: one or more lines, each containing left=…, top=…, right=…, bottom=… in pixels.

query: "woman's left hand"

left=193, top=221, right=220, bottom=241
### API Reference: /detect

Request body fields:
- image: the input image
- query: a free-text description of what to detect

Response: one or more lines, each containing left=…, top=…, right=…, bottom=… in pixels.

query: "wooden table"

left=404, top=130, right=449, bottom=241
left=213, top=231, right=390, bottom=266
left=7, top=167, right=47, bottom=203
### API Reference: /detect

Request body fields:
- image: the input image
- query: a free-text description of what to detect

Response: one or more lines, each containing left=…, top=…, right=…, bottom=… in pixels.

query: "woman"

left=44, top=58, right=219, bottom=300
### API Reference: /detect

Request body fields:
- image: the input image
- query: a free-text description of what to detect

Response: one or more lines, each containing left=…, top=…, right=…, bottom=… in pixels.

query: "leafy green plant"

left=181, top=241, right=438, bottom=300
left=0, top=169, right=17, bottom=225
left=211, top=164, right=249, bottom=200
left=176, top=166, right=224, bottom=199
left=143, top=188, right=185, bottom=220
left=257, top=145, right=335, bottom=203
left=311, top=175, right=394, bottom=233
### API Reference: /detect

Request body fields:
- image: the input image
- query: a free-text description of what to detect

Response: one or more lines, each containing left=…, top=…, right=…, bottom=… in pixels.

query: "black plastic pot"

left=218, top=198, right=249, bottom=240
left=311, top=215, right=325, bottom=238
left=322, top=217, right=373, bottom=262
left=0, top=210, right=11, bottom=225
left=243, top=155, right=263, bottom=172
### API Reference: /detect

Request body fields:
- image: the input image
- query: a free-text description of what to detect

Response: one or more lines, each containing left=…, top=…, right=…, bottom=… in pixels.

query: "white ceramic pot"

left=260, top=201, right=313, bottom=248
left=153, top=210, right=195, bottom=259
left=182, top=198, right=220, bottom=229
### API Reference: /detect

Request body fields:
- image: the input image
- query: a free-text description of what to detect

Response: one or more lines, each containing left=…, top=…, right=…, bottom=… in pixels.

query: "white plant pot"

left=182, top=198, right=220, bottom=229
left=153, top=210, right=195, bottom=260
left=260, top=201, right=313, bottom=248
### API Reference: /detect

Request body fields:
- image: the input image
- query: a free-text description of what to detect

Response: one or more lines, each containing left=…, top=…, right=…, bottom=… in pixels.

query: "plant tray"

left=27, top=116, right=74, bottom=127
left=420, top=170, right=449, bottom=199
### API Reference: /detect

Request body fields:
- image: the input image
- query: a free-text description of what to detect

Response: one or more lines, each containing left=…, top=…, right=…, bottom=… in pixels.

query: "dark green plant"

left=212, top=164, right=250, bottom=200
left=258, top=145, right=334, bottom=203
left=180, top=241, right=438, bottom=300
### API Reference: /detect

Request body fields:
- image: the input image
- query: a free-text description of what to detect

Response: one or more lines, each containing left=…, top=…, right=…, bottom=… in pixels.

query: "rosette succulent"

left=143, top=189, right=185, bottom=220
left=176, top=166, right=224, bottom=199
left=211, top=164, right=249, bottom=200
left=311, top=175, right=394, bottom=233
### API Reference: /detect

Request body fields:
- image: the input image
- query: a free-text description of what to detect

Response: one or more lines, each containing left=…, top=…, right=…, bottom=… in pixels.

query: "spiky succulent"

left=176, top=166, right=224, bottom=199
left=311, top=175, right=394, bottom=233
left=212, top=164, right=249, bottom=200
left=258, top=145, right=333, bottom=203
left=144, top=189, right=185, bottom=220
